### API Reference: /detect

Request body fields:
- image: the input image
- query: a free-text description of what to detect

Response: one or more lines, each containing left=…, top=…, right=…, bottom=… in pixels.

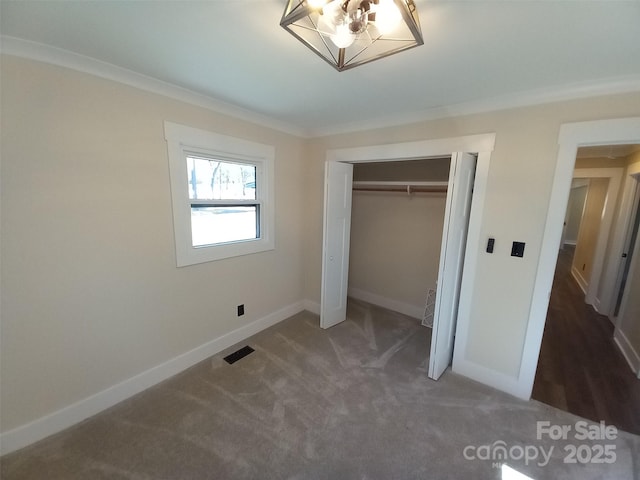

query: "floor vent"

left=224, top=346, right=255, bottom=364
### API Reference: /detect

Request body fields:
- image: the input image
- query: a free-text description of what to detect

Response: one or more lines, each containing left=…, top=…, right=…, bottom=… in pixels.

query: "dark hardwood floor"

left=532, top=245, right=640, bottom=435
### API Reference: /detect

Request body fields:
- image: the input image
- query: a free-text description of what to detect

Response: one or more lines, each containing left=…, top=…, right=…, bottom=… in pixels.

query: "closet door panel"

left=429, top=152, right=476, bottom=379
left=321, top=161, right=354, bottom=329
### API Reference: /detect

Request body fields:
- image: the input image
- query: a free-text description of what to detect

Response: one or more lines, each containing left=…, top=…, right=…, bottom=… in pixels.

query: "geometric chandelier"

left=280, top=0, right=423, bottom=72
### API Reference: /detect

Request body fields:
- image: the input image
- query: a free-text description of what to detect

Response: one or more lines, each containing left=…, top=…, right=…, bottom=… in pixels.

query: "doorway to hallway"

left=532, top=245, right=640, bottom=434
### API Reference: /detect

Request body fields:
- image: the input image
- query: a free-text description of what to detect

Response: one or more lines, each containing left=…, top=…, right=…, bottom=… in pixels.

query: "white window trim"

left=164, top=121, right=275, bottom=267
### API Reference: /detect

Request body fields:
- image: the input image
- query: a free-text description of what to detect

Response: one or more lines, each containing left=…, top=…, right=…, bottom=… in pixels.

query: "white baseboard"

left=303, top=299, right=320, bottom=316
left=0, top=301, right=306, bottom=456
left=613, top=327, right=640, bottom=374
left=592, top=296, right=614, bottom=320
left=347, top=287, right=423, bottom=320
left=452, top=356, right=529, bottom=400
left=570, top=266, right=588, bottom=295
left=592, top=297, right=604, bottom=315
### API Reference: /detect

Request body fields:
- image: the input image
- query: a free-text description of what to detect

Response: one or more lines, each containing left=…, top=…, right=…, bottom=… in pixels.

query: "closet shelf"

left=352, top=181, right=448, bottom=194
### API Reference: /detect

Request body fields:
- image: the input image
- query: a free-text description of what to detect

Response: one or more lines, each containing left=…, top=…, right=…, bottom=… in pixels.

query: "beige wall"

left=625, top=150, right=640, bottom=169
left=564, top=185, right=587, bottom=245
left=303, top=93, right=640, bottom=378
left=353, top=158, right=450, bottom=182
left=0, top=56, right=305, bottom=431
left=572, top=178, right=609, bottom=287
left=349, top=191, right=446, bottom=309
left=3, top=52, right=640, bottom=439
left=592, top=152, right=640, bottom=308
left=575, top=157, right=627, bottom=169
left=574, top=157, right=628, bottom=310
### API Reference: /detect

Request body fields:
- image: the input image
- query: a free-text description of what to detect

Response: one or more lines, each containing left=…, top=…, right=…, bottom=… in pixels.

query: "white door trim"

left=614, top=174, right=640, bottom=376
left=326, top=134, right=496, bottom=164
left=521, top=116, right=640, bottom=400
left=325, top=133, right=495, bottom=375
left=611, top=165, right=640, bottom=323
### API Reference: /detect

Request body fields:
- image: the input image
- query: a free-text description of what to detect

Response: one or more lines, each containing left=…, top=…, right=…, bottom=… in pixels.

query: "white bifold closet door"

left=320, top=161, right=353, bottom=329
left=428, top=152, right=476, bottom=380
left=320, top=154, right=476, bottom=381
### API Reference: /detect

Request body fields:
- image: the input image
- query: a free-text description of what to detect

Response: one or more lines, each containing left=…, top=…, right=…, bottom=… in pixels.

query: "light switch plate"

left=511, top=241, right=525, bottom=258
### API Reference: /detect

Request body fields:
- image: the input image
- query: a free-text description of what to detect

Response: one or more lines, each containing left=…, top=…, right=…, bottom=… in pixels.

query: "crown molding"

left=309, top=75, right=640, bottom=138
left=2, top=35, right=639, bottom=140
left=0, top=35, right=308, bottom=138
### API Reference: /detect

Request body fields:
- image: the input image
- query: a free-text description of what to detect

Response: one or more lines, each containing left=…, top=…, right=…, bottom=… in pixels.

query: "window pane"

left=187, top=156, right=256, bottom=201
left=191, top=206, right=258, bottom=247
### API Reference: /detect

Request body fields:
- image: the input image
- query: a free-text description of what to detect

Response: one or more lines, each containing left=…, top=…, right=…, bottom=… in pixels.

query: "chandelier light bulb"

left=331, top=22, right=356, bottom=48
left=307, top=0, right=328, bottom=9
left=348, top=7, right=368, bottom=34
left=319, top=0, right=345, bottom=31
left=375, top=0, right=402, bottom=35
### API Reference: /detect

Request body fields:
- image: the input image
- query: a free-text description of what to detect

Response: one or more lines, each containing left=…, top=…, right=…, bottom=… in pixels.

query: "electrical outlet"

left=237, top=304, right=244, bottom=316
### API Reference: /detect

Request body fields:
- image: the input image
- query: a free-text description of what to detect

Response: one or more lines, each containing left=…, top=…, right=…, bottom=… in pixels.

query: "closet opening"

left=321, top=151, right=480, bottom=381
left=349, top=157, right=450, bottom=325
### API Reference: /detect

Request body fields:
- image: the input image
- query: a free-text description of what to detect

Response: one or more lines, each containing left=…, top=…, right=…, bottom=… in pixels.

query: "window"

left=164, top=122, right=275, bottom=266
left=187, top=156, right=258, bottom=247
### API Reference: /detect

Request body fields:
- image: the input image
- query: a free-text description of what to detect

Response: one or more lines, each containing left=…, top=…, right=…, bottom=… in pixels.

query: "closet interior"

left=347, top=157, right=452, bottom=323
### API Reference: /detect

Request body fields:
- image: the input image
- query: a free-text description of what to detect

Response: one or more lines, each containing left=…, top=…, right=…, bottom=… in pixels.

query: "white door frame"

left=614, top=172, right=640, bottom=376
left=611, top=164, right=640, bottom=322
left=325, top=133, right=495, bottom=373
left=571, top=167, right=623, bottom=313
left=521, top=117, right=640, bottom=400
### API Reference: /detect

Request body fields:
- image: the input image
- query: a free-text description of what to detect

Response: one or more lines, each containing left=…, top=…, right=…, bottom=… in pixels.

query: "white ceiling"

left=2, top=1, right=640, bottom=137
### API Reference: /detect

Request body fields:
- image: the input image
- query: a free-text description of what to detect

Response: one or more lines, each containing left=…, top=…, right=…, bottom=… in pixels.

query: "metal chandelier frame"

left=280, top=0, right=423, bottom=72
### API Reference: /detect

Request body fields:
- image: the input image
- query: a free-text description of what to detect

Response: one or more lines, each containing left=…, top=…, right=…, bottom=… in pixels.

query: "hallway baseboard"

left=570, top=265, right=588, bottom=294
left=614, top=327, right=640, bottom=374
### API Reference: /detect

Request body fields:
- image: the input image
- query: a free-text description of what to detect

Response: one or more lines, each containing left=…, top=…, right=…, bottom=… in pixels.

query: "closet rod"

left=352, top=185, right=448, bottom=194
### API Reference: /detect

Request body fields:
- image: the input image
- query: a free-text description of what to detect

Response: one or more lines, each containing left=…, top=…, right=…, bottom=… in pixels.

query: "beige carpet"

left=2, top=299, right=639, bottom=479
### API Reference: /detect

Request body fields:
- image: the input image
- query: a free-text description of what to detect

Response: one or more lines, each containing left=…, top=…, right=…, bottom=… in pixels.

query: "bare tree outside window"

left=186, top=156, right=258, bottom=247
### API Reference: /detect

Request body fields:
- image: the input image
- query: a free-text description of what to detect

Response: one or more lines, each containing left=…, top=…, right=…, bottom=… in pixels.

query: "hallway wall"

left=572, top=178, right=609, bottom=291
left=564, top=185, right=587, bottom=245
left=616, top=152, right=640, bottom=372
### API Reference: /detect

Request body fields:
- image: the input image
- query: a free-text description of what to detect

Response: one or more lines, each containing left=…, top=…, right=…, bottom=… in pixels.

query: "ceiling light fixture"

left=280, top=0, right=423, bottom=72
